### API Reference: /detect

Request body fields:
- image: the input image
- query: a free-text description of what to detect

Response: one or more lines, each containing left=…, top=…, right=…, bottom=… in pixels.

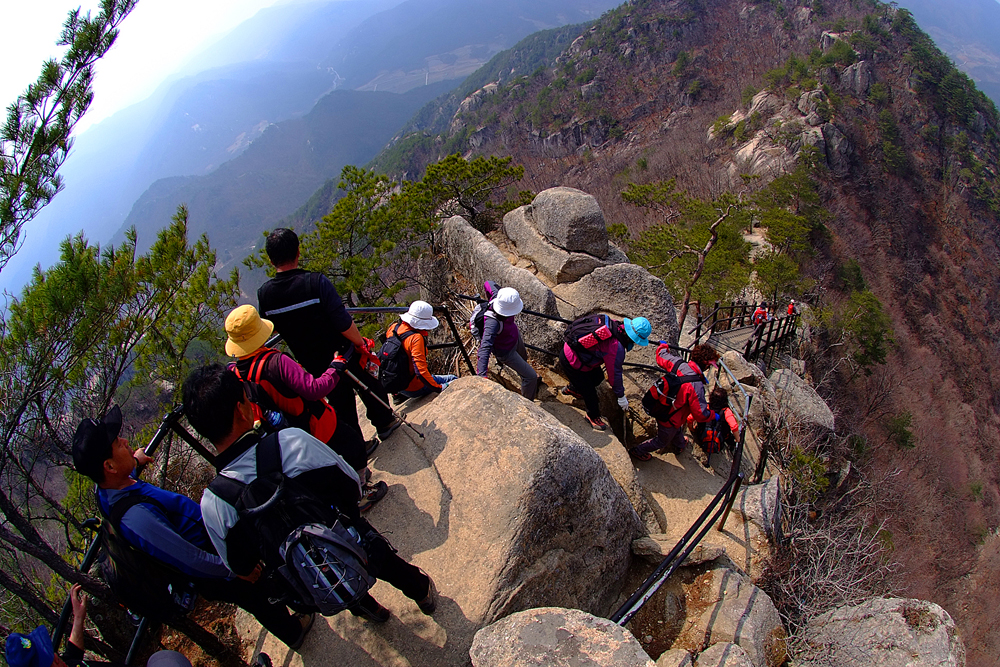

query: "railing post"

left=717, top=473, right=744, bottom=533
left=438, top=306, right=476, bottom=375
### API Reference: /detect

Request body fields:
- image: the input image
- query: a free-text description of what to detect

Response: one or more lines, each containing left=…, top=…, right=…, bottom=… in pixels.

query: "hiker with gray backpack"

left=471, top=281, right=539, bottom=400
left=183, top=364, right=436, bottom=625
left=379, top=301, right=457, bottom=402
left=630, top=343, right=720, bottom=461
left=560, top=313, right=652, bottom=431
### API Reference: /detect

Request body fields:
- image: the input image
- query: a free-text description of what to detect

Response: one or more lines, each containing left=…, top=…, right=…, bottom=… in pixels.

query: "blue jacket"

left=97, top=479, right=232, bottom=580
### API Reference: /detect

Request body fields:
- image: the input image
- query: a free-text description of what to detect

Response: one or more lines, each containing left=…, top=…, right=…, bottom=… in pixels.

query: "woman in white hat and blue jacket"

left=476, top=286, right=540, bottom=400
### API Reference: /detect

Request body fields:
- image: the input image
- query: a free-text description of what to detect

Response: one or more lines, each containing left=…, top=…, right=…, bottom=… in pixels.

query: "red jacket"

left=648, top=344, right=714, bottom=428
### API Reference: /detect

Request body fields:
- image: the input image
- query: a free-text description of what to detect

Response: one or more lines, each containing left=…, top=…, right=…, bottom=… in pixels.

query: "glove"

left=329, top=355, right=347, bottom=373
left=617, top=396, right=629, bottom=410
left=439, top=382, right=451, bottom=391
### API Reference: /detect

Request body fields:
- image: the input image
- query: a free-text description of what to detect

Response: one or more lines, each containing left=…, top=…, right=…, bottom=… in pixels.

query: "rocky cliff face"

left=380, top=0, right=1000, bottom=661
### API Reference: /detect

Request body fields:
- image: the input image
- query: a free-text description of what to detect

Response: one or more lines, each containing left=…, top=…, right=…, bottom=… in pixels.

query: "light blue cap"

left=623, top=317, right=651, bottom=346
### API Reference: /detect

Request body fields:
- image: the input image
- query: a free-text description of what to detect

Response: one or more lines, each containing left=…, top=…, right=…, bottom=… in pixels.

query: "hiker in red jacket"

left=752, top=302, right=768, bottom=326
left=629, top=343, right=720, bottom=461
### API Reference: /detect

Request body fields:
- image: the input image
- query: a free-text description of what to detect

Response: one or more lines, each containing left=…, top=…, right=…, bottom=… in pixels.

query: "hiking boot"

left=416, top=573, right=437, bottom=615
left=392, top=393, right=407, bottom=405
left=288, top=612, right=315, bottom=650
left=586, top=414, right=607, bottom=431
left=377, top=416, right=402, bottom=440
left=253, top=653, right=273, bottom=667
left=359, top=481, right=388, bottom=513
left=352, top=595, right=391, bottom=623
left=365, top=437, right=380, bottom=457
left=562, top=386, right=583, bottom=400
left=628, top=448, right=653, bottom=462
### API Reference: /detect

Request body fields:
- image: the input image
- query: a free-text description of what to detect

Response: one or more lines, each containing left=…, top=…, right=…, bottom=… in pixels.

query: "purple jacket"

left=562, top=337, right=627, bottom=397
left=476, top=310, right=521, bottom=376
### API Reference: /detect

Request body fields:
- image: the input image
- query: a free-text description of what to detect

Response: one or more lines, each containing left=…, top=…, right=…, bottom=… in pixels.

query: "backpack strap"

left=207, top=475, right=246, bottom=508
left=255, top=432, right=283, bottom=479
left=247, top=348, right=279, bottom=384
left=106, top=491, right=169, bottom=533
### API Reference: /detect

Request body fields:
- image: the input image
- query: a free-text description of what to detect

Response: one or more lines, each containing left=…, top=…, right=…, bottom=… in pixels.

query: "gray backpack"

left=208, top=434, right=375, bottom=615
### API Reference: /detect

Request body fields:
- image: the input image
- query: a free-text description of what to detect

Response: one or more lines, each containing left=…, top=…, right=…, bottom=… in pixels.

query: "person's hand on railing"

left=329, top=354, right=348, bottom=373
left=617, top=396, right=629, bottom=410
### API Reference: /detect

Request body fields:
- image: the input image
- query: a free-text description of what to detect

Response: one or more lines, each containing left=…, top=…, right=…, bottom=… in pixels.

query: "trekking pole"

left=342, top=368, right=425, bottom=440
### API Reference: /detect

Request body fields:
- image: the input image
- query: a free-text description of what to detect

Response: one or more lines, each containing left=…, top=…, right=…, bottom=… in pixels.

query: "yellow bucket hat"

left=225, top=305, right=274, bottom=357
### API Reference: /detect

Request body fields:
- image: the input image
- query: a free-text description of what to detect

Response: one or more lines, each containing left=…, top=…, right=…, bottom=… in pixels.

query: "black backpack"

left=469, top=301, right=501, bottom=342
left=564, top=314, right=617, bottom=366
left=207, top=434, right=375, bottom=615
left=377, top=325, right=420, bottom=393
left=640, top=369, right=706, bottom=422
left=97, top=492, right=197, bottom=622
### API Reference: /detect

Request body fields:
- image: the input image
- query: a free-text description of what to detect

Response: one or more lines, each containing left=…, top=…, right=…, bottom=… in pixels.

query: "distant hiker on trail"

left=787, top=300, right=796, bottom=316
left=257, top=228, right=401, bottom=455
left=472, top=282, right=539, bottom=400
left=629, top=343, right=720, bottom=461
left=560, top=314, right=652, bottom=431
left=689, top=386, right=741, bottom=458
left=71, top=406, right=314, bottom=650
left=224, top=304, right=387, bottom=513
left=752, top=302, right=768, bottom=326
left=183, top=364, right=437, bottom=626
left=380, top=301, right=457, bottom=402
left=5, top=583, right=196, bottom=667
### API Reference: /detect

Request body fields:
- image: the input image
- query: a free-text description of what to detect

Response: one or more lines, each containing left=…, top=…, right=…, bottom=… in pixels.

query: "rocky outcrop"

left=841, top=60, right=873, bottom=97
left=666, top=566, right=788, bottom=667
left=655, top=649, right=694, bottom=667
left=797, top=598, right=965, bottom=667
left=530, top=187, right=609, bottom=258
left=770, top=368, right=835, bottom=432
left=470, top=608, right=655, bottom=667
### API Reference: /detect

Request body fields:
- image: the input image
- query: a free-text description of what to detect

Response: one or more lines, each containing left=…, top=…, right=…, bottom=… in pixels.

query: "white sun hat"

left=400, top=300, right=439, bottom=330
left=493, top=287, right=524, bottom=317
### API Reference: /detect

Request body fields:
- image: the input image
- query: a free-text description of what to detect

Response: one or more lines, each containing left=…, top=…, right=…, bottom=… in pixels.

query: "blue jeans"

left=400, top=375, right=456, bottom=399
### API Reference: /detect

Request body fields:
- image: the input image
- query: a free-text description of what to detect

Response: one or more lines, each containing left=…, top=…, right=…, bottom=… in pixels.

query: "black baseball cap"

left=72, top=405, right=123, bottom=483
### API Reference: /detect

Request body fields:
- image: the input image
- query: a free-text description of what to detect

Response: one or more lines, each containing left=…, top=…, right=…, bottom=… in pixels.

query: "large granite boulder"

left=655, top=649, right=693, bottom=667
left=530, top=187, right=610, bottom=258
left=797, top=598, right=965, bottom=667
left=442, top=214, right=565, bottom=352
left=504, top=203, right=623, bottom=284
left=769, top=369, right=835, bottom=432
left=718, top=351, right=767, bottom=388
left=470, top=608, right=655, bottom=667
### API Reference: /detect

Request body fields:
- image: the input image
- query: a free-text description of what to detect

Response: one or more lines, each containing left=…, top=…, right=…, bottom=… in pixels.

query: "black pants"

left=193, top=576, right=301, bottom=646
left=328, top=416, right=368, bottom=472
left=353, top=517, right=429, bottom=603
left=328, top=353, right=394, bottom=435
left=559, top=352, right=605, bottom=419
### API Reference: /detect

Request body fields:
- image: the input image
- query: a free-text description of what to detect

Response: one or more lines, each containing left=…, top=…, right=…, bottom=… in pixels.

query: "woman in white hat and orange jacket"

left=476, top=286, right=539, bottom=400
left=386, top=301, right=457, bottom=399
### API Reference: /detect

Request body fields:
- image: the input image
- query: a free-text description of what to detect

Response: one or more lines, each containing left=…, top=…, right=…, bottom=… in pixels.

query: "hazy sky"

left=1, top=0, right=288, bottom=133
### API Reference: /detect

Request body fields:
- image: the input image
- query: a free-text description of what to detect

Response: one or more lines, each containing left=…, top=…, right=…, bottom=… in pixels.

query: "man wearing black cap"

left=72, top=406, right=314, bottom=650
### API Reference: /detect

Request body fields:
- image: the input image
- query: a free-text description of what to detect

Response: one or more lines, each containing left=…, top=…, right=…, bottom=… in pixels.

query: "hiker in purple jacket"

left=476, top=285, right=539, bottom=400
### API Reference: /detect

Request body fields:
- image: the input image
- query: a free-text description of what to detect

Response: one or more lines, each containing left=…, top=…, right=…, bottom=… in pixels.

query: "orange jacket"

left=386, top=321, right=442, bottom=392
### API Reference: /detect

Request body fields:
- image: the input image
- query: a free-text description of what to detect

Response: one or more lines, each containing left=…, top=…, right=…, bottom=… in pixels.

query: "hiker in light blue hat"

left=561, top=313, right=652, bottom=430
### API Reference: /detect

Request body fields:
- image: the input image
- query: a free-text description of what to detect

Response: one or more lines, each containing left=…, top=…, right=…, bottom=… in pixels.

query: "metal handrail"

left=610, top=356, right=753, bottom=626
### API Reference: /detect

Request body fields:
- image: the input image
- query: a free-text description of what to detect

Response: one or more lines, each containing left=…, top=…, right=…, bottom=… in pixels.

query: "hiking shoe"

left=562, top=386, right=583, bottom=400
left=629, top=448, right=653, bottom=462
left=365, top=437, right=380, bottom=457
left=586, top=414, right=607, bottom=431
left=392, top=393, right=407, bottom=405
left=353, top=596, right=391, bottom=623
left=288, top=612, right=315, bottom=650
left=377, top=416, right=402, bottom=440
left=416, top=573, right=437, bottom=615
left=359, top=481, right=388, bottom=513
left=253, top=653, right=273, bottom=667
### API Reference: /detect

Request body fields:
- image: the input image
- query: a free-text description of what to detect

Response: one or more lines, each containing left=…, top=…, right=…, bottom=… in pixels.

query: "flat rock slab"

left=471, top=607, right=655, bottom=667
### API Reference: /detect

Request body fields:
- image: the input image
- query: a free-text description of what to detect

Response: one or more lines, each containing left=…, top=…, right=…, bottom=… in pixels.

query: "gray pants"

left=494, top=337, right=539, bottom=400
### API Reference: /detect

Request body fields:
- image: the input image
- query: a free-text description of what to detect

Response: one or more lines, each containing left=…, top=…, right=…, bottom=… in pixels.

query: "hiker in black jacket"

left=182, top=364, right=437, bottom=624
left=257, top=229, right=401, bottom=453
